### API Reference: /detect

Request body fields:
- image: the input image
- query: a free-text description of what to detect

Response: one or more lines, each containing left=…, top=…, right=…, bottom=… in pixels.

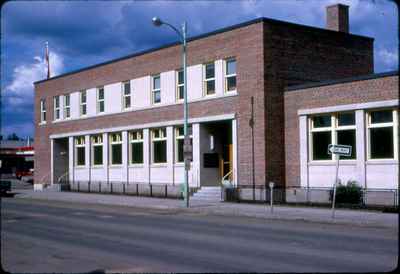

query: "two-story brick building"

left=33, top=4, right=398, bottom=204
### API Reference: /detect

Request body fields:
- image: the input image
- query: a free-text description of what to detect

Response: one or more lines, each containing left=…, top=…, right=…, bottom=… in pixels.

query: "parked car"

left=0, top=181, right=11, bottom=195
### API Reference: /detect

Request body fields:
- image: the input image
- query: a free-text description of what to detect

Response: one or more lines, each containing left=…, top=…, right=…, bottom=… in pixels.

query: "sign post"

left=269, top=182, right=274, bottom=214
left=328, top=144, right=352, bottom=219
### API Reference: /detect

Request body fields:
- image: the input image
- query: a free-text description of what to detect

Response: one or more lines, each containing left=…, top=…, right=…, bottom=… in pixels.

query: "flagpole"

left=45, top=41, right=50, bottom=79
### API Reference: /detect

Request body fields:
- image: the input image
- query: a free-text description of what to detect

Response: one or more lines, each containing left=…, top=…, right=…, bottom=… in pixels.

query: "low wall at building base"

left=68, top=181, right=198, bottom=199
left=224, top=186, right=399, bottom=208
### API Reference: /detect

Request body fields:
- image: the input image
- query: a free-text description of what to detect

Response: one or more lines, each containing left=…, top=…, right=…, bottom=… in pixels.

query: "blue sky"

left=1, top=0, right=398, bottom=139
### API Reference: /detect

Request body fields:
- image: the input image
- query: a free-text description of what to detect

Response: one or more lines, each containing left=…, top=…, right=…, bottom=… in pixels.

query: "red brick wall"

left=284, top=75, right=399, bottom=188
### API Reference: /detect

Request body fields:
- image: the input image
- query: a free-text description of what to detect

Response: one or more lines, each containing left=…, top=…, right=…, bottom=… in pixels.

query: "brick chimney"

left=326, top=4, right=349, bottom=33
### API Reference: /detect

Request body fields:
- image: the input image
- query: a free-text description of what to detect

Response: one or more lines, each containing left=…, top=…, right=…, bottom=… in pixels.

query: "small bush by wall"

left=330, top=180, right=362, bottom=204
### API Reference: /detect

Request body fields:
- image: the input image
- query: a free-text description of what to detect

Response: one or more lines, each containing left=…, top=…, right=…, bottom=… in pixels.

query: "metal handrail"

left=57, top=171, right=69, bottom=184
left=220, top=169, right=234, bottom=201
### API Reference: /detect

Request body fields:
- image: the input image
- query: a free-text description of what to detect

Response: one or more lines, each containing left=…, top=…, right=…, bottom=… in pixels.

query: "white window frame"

left=176, top=69, right=184, bottom=102
left=74, top=136, right=86, bottom=167
left=129, top=130, right=144, bottom=165
left=151, top=128, right=167, bottom=164
left=53, top=96, right=61, bottom=121
left=80, top=90, right=87, bottom=117
left=109, top=132, right=123, bottom=166
left=40, top=99, right=46, bottom=124
left=97, top=86, right=105, bottom=113
left=152, top=75, right=161, bottom=105
left=366, top=109, right=398, bottom=161
left=309, top=112, right=356, bottom=162
left=224, top=58, right=236, bottom=93
left=203, top=62, right=216, bottom=96
left=91, top=135, right=103, bottom=166
left=175, top=126, right=192, bottom=163
left=122, top=81, right=132, bottom=110
left=64, top=94, right=71, bottom=119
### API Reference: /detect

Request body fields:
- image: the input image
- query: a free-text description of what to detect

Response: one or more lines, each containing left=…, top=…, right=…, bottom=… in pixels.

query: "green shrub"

left=330, top=180, right=362, bottom=204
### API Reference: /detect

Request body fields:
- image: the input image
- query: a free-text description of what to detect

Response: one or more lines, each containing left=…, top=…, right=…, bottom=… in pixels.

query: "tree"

left=7, top=133, right=20, bottom=141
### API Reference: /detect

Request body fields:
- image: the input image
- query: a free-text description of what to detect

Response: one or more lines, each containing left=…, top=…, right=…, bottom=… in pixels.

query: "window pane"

left=81, top=92, right=86, bottom=103
left=337, top=130, right=356, bottom=159
left=124, top=82, right=130, bottom=95
left=313, top=115, right=331, bottom=128
left=98, top=88, right=104, bottom=99
left=226, top=59, right=236, bottom=75
left=178, top=86, right=184, bottom=100
left=65, top=95, right=70, bottom=105
left=82, top=105, right=87, bottom=115
left=312, top=131, right=331, bottom=160
left=338, top=112, right=355, bottom=126
left=178, top=70, right=184, bottom=84
left=131, top=142, right=143, bottom=164
left=55, top=97, right=59, bottom=107
left=205, top=63, right=214, bottom=79
left=177, top=139, right=184, bottom=162
left=227, top=76, right=236, bottom=91
left=112, top=144, right=122, bottom=164
left=125, top=96, right=131, bottom=108
left=371, top=110, right=393, bottom=124
left=206, top=80, right=215, bottom=94
left=99, top=101, right=104, bottom=112
left=370, top=127, right=394, bottom=159
left=154, top=90, right=161, bottom=103
left=153, top=76, right=160, bottom=90
left=94, top=146, right=103, bottom=165
left=154, top=140, right=167, bottom=163
left=77, top=147, right=85, bottom=166
left=66, top=108, right=70, bottom=118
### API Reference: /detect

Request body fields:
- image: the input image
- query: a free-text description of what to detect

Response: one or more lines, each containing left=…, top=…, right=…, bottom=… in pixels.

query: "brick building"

left=34, top=4, right=398, bottom=203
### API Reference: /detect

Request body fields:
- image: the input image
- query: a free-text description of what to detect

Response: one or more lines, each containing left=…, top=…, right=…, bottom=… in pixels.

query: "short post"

left=331, top=155, right=340, bottom=219
left=269, top=182, right=274, bottom=214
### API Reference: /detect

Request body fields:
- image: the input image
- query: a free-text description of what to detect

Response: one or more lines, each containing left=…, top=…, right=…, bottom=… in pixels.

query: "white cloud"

left=377, top=47, right=398, bottom=68
left=5, top=51, right=64, bottom=106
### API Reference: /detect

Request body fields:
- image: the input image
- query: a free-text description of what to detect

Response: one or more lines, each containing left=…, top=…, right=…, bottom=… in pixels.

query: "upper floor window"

left=129, top=130, right=144, bottom=164
left=97, top=86, right=105, bottom=113
left=309, top=112, right=356, bottom=161
left=91, top=135, right=103, bottom=166
left=109, top=132, right=122, bottom=165
left=53, top=96, right=60, bottom=120
left=152, top=75, right=161, bottom=104
left=40, top=99, right=46, bottom=123
left=152, top=128, right=167, bottom=163
left=75, top=136, right=85, bottom=166
left=64, top=94, right=71, bottom=119
left=225, top=58, right=236, bottom=92
left=203, top=62, right=215, bottom=96
left=367, top=109, right=397, bottom=160
left=80, top=90, right=87, bottom=116
left=122, top=81, right=131, bottom=109
left=175, top=126, right=192, bottom=163
left=176, top=69, right=184, bottom=101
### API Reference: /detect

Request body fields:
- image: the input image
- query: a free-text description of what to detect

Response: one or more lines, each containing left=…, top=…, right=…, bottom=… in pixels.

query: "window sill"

left=75, top=166, right=87, bottom=169
left=224, top=90, right=237, bottom=95
left=366, top=159, right=398, bottom=165
left=91, top=165, right=104, bottom=169
left=151, top=163, right=168, bottom=168
left=38, top=122, right=47, bottom=126
left=308, top=160, right=357, bottom=166
left=129, top=164, right=144, bottom=168
left=109, top=165, right=123, bottom=168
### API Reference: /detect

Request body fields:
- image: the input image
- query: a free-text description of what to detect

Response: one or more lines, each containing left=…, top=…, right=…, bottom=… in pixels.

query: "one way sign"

left=328, top=144, right=352, bottom=157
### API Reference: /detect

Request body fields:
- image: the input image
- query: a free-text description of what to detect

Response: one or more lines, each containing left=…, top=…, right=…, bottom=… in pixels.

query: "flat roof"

left=285, top=71, right=398, bottom=92
left=34, top=17, right=373, bottom=85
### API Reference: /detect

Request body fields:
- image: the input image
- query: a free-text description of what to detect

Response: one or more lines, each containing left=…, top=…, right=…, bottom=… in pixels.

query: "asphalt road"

left=1, top=198, right=398, bottom=273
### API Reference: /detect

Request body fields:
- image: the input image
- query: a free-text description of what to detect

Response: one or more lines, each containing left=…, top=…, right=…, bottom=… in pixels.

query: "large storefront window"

left=175, top=126, right=192, bottom=163
left=91, top=135, right=103, bottom=166
left=75, top=136, right=85, bottom=166
left=310, top=112, right=356, bottom=161
left=129, top=130, right=143, bottom=164
left=152, top=128, right=167, bottom=163
left=368, top=109, right=397, bottom=159
left=110, top=133, right=122, bottom=165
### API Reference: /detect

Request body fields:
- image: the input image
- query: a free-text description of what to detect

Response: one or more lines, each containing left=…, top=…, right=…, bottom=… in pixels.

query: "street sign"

left=328, top=144, right=352, bottom=157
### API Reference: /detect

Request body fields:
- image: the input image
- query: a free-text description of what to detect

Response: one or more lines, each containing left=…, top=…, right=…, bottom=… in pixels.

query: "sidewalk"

left=10, top=189, right=398, bottom=229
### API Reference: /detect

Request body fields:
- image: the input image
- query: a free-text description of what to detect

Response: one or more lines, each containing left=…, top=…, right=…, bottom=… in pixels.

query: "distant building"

left=33, top=4, right=398, bottom=204
left=0, top=140, right=34, bottom=178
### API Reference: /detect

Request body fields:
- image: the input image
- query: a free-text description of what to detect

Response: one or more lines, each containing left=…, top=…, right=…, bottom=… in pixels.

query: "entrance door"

left=220, top=144, right=233, bottom=181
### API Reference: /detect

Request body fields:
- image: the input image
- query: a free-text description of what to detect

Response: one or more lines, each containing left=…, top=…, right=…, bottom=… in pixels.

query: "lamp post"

left=152, top=17, right=190, bottom=208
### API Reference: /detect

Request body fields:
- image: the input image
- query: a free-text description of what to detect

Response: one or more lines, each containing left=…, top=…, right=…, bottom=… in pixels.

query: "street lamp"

left=152, top=17, right=190, bottom=208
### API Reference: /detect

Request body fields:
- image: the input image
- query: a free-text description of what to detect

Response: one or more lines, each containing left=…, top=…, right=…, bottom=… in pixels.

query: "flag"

left=45, top=41, right=50, bottom=79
